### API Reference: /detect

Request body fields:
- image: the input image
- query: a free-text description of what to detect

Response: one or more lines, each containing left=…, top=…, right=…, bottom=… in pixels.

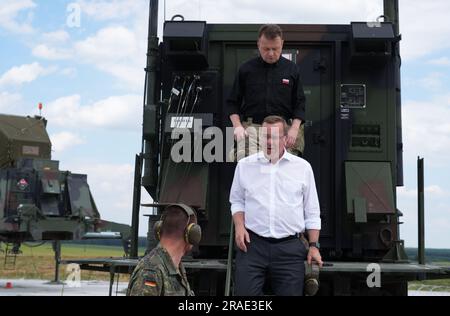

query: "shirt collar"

left=157, top=244, right=183, bottom=276
left=258, top=55, right=281, bottom=67
left=256, top=149, right=294, bottom=163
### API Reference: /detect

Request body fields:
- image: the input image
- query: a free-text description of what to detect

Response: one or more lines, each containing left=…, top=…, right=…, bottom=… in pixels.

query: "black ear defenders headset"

left=154, top=204, right=202, bottom=246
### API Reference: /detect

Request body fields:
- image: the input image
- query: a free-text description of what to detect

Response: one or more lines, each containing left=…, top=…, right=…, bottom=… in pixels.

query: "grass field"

left=409, top=279, right=450, bottom=292
left=0, top=243, right=146, bottom=282
left=408, top=261, right=450, bottom=292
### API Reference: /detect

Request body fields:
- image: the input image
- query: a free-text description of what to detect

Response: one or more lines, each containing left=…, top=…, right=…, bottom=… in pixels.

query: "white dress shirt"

left=229, top=151, right=321, bottom=239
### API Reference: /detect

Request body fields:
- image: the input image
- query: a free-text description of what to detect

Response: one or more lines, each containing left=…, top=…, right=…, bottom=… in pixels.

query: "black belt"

left=248, top=230, right=301, bottom=243
left=243, top=115, right=291, bottom=125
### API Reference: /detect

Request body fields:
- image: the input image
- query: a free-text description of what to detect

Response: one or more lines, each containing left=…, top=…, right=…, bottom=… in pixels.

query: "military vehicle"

left=66, top=0, right=450, bottom=296
left=0, top=114, right=131, bottom=274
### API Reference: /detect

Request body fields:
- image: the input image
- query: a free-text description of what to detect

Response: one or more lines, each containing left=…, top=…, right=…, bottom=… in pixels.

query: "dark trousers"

left=234, top=231, right=307, bottom=296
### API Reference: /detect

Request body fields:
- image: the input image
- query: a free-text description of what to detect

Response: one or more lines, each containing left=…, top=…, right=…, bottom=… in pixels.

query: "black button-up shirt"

left=227, top=56, right=306, bottom=124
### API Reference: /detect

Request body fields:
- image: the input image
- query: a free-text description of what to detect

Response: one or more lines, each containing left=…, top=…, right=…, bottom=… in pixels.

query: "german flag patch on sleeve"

left=143, top=270, right=158, bottom=288
left=144, top=280, right=157, bottom=287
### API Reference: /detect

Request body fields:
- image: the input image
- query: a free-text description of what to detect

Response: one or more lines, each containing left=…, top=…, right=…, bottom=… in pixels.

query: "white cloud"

left=427, top=57, right=450, bottom=67
left=419, top=72, right=446, bottom=91
left=404, top=70, right=449, bottom=93
left=398, top=186, right=450, bottom=249
left=21, top=2, right=149, bottom=89
left=60, top=67, right=77, bottom=77
left=50, top=131, right=84, bottom=153
left=29, top=23, right=145, bottom=89
left=0, top=91, right=22, bottom=111
left=0, top=0, right=36, bottom=34
left=75, top=26, right=138, bottom=62
left=426, top=185, right=449, bottom=197
left=32, top=30, right=72, bottom=61
left=42, top=30, right=70, bottom=43
left=32, top=44, right=72, bottom=60
left=400, top=0, right=450, bottom=60
left=428, top=217, right=450, bottom=239
left=45, top=94, right=142, bottom=131
left=0, top=62, right=48, bottom=87
left=403, top=94, right=450, bottom=165
left=77, top=0, right=147, bottom=21
left=73, top=25, right=145, bottom=89
left=397, top=185, right=450, bottom=199
left=400, top=92, right=450, bottom=248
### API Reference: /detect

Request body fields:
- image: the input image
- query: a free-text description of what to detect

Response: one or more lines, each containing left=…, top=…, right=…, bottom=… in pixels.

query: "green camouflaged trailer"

left=0, top=114, right=130, bottom=243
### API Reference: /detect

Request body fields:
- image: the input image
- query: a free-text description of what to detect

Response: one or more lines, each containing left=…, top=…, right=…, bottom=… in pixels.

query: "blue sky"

left=0, top=0, right=449, bottom=248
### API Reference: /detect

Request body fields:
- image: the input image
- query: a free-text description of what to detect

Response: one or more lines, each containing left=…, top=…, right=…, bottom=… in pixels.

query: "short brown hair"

left=160, top=205, right=190, bottom=239
left=263, top=116, right=288, bottom=136
left=258, top=24, right=283, bottom=40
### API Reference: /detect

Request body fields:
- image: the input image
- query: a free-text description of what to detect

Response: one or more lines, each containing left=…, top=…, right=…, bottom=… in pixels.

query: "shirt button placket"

left=269, top=165, right=277, bottom=237
left=265, top=68, right=270, bottom=114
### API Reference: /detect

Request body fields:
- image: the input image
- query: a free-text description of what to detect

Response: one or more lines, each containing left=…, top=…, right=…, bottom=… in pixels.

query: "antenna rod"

left=383, top=0, right=400, bottom=36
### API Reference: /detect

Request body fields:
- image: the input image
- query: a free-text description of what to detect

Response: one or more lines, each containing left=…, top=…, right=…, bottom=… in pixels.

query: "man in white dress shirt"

left=229, top=115, right=322, bottom=296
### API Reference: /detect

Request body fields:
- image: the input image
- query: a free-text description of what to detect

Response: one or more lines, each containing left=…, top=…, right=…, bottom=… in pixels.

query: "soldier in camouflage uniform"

left=127, top=205, right=196, bottom=296
left=127, top=245, right=194, bottom=296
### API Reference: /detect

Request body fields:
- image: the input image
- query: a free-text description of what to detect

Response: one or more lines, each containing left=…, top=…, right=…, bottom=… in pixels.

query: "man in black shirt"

left=227, top=24, right=306, bottom=161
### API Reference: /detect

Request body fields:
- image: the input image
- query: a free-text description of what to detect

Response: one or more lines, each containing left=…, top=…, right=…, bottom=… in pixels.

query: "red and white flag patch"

left=282, top=79, right=290, bottom=85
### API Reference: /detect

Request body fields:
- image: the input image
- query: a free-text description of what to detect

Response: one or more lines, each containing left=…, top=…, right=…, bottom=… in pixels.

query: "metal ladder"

left=3, top=243, right=19, bottom=270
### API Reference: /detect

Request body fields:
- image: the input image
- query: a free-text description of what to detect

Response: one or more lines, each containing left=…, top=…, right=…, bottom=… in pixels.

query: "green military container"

left=0, top=115, right=51, bottom=168
left=142, top=18, right=403, bottom=252
left=0, top=114, right=130, bottom=243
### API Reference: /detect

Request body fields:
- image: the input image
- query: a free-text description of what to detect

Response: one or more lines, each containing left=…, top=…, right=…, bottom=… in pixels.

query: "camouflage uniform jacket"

left=127, top=245, right=194, bottom=296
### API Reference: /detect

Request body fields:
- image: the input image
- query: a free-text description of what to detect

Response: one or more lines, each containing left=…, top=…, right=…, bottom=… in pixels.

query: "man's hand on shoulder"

left=230, top=114, right=248, bottom=141
left=286, top=125, right=299, bottom=148
left=287, top=118, right=302, bottom=149
left=234, top=125, right=248, bottom=141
